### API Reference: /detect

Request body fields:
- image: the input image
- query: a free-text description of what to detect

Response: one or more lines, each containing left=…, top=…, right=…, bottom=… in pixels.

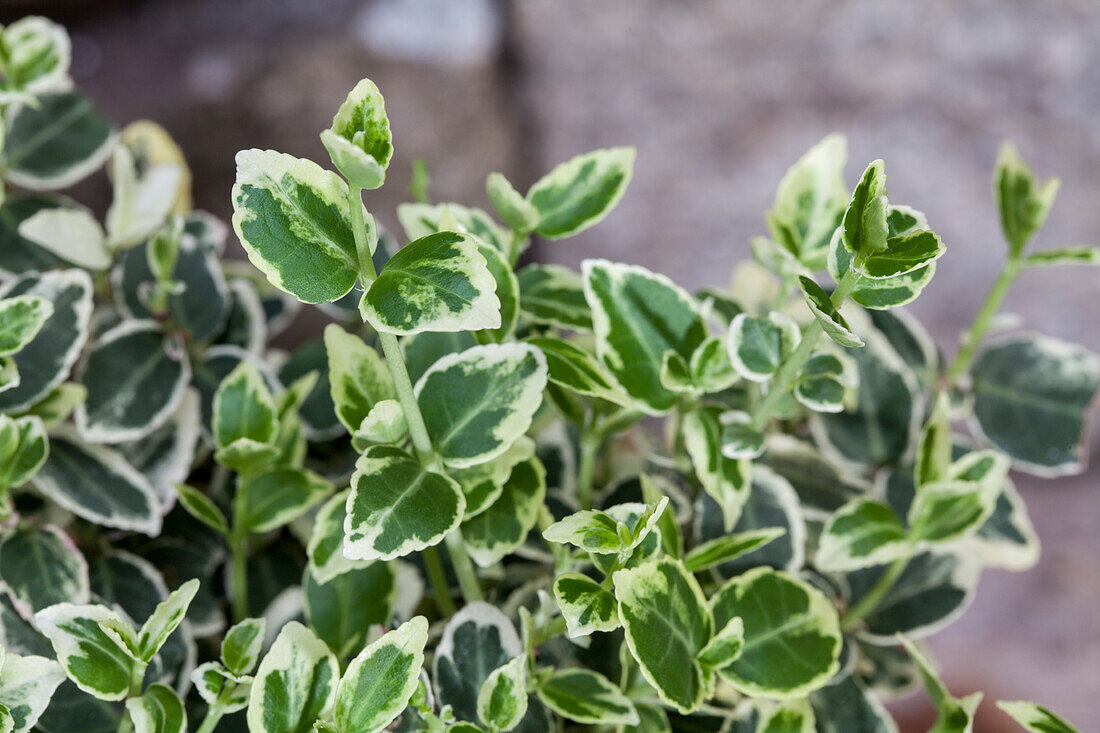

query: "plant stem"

left=577, top=427, right=599, bottom=511
left=115, top=662, right=148, bottom=733
left=194, top=703, right=224, bottom=733
left=347, top=184, right=483, bottom=604
left=841, top=552, right=911, bottom=632
left=530, top=614, right=568, bottom=646
left=750, top=266, right=863, bottom=430
left=228, top=526, right=249, bottom=623
left=422, top=545, right=457, bottom=617
left=945, top=256, right=1022, bottom=383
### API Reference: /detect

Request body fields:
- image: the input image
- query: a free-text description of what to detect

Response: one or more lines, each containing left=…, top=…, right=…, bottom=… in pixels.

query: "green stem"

left=347, top=184, right=483, bottom=604
left=194, top=702, right=224, bottom=733
left=422, top=545, right=457, bottom=617
left=530, top=614, right=568, bottom=646
left=946, top=257, right=1022, bottom=383
left=577, top=429, right=599, bottom=511
left=841, top=551, right=911, bottom=632
left=750, top=266, right=863, bottom=430
left=229, top=526, right=249, bottom=624
left=115, top=662, right=148, bottom=733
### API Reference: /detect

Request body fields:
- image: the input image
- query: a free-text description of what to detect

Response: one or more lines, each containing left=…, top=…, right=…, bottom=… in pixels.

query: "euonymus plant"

left=0, top=15, right=1095, bottom=733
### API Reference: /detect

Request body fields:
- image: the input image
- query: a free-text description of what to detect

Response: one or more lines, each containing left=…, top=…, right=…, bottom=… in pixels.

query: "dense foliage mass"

left=0, top=15, right=1096, bottom=733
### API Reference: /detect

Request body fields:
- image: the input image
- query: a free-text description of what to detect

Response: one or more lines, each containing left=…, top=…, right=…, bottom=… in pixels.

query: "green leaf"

left=222, top=617, right=266, bottom=676
left=915, top=392, right=952, bottom=488
left=238, top=466, right=332, bottom=533
left=0, top=414, right=47, bottom=490
left=798, top=276, right=863, bottom=348
left=124, top=684, right=185, bottom=733
left=696, top=617, right=744, bottom=669
left=303, top=562, right=395, bottom=660
left=996, top=701, right=1081, bottom=733
left=995, top=142, right=1059, bottom=255
left=136, top=578, right=198, bottom=662
left=908, top=477, right=1003, bottom=546
left=0, top=195, right=69, bottom=278
left=433, top=603, right=522, bottom=725
left=174, top=484, right=228, bottom=534
left=0, top=652, right=65, bottom=733
left=527, top=147, right=635, bottom=239
left=487, top=172, right=539, bottom=233
left=810, top=675, right=896, bottom=733
left=320, top=78, right=392, bottom=190
left=231, top=149, right=364, bottom=304
left=361, top=231, right=501, bottom=336
left=0, top=296, right=52, bottom=357
left=794, top=374, right=846, bottom=414
left=75, top=321, right=190, bottom=444
left=526, top=337, right=630, bottom=406
left=900, top=636, right=982, bottom=733
left=248, top=622, right=339, bottom=733
left=689, top=336, right=738, bottom=393
left=0, top=17, right=71, bottom=96
left=3, top=92, right=114, bottom=191
left=0, top=270, right=93, bottom=413
left=32, top=431, right=161, bottom=535
left=0, top=525, right=88, bottom=616
left=536, top=668, right=638, bottom=726
left=816, top=498, right=910, bottom=572
left=334, top=616, right=428, bottom=733
left=727, top=312, right=800, bottom=382
left=551, top=573, right=619, bottom=637
left=213, top=360, right=277, bottom=450
left=415, top=342, right=547, bottom=468
left=860, top=229, right=945, bottom=279
left=584, top=260, right=707, bottom=413
left=462, top=457, right=546, bottom=567
left=33, top=603, right=138, bottom=701
left=719, top=411, right=765, bottom=460
left=307, top=491, right=366, bottom=583
left=682, top=406, right=751, bottom=531
left=397, top=202, right=511, bottom=255
left=970, top=335, right=1099, bottom=475
left=710, top=568, right=841, bottom=698
left=613, top=558, right=712, bottom=714
left=516, top=263, right=592, bottom=330
left=345, top=445, right=465, bottom=561
left=477, top=656, right=527, bottom=732
left=683, top=528, right=785, bottom=573
left=759, top=700, right=815, bottom=733
left=841, top=160, right=888, bottom=257
left=1021, top=246, right=1100, bottom=268
left=767, top=133, right=848, bottom=269
left=760, top=433, right=868, bottom=515
left=323, top=324, right=396, bottom=435
left=191, top=662, right=251, bottom=714
left=354, top=399, right=407, bottom=447
left=541, top=509, right=622, bottom=554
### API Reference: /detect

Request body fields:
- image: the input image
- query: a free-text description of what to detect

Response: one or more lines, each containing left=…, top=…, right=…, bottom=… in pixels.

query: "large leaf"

left=536, top=668, right=638, bottom=726
left=75, top=321, right=190, bottom=444
left=613, top=559, right=711, bottom=714
left=415, top=343, right=547, bottom=468
left=33, top=604, right=138, bottom=702
left=361, top=231, right=500, bottom=335
left=32, top=431, right=161, bottom=535
left=433, top=602, right=521, bottom=725
left=334, top=617, right=428, bottom=733
left=0, top=525, right=88, bottom=616
left=231, top=149, right=363, bottom=304
left=344, top=446, right=465, bottom=561
left=0, top=270, right=92, bottom=413
left=462, top=457, right=546, bottom=567
left=970, top=335, right=1099, bottom=475
left=584, top=260, right=707, bottom=413
left=247, top=622, right=338, bottom=733
left=527, top=147, right=635, bottom=239
left=2, top=92, right=114, bottom=190
left=0, top=652, right=66, bottom=733
left=710, top=568, right=841, bottom=698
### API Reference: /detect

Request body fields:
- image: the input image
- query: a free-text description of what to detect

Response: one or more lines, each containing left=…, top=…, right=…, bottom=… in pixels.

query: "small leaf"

left=0, top=296, right=53, bottom=356
left=908, top=480, right=1002, bottom=545
left=915, top=392, right=953, bottom=488
left=683, top=528, right=785, bottom=573
left=33, top=603, right=138, bottom=701
left=551, top=573, right=620, bottom=637
left=307, top=490, right=365, bottom=583
left=137, top=578, right=199, bottom=662
left=526, top=337, right=631, bottom=406
left=323, top=324, right=396, bottom=435
left=816, top=498, right=910, bottom=572
left=0, top=17, right=71, bottom=96
left=320, top=78, right=392, bottom=190
left=696, top=617, right=744, bottom=669
left=125, top=684, right=186, bottom=733
left=682, top=406, right=751, bottom=531
left=727, top=312, right=800, bottom=382
left=759, top=699, right=815, bottom=733
left=995, top=142, right=1059, bottom=255
left=842, top=160, right=888, bottom=256
left=462, top=457, right=546, bottom=567
left=105, top=145, right=182, bottom=249
left=345, top=446, right=465, bottom=561
left=354, top=399, right=407, bottom=446
left=536, top=668, right=639, bottom=726
left=0, top=414, right=48, bottom=491
left=221, top=617, right=266, bottom=676
left=541, top=510, right=622, bottom=554
left=526, top=147, right=635, bottom=239
left=798, top=276, right=863, bottom=348
left=361, top=231, right=501, bottom=336
left=433, top=603, right=523, bottom=725
left=231, top=149, right=364, bottom=304
left=334, top=616, right=428, bottom=733
left=191, top=662, right=251, bottom=713
left=248, top=622, right=339, bottom=733
left=719, top=411, right=765, bottom=460
left=415, top=342, right=547, bottom=468
left=174, top=484, right=228, bottom=534
left=487, top=172, right=539, bottom=233
left=1021, top=246, right=1100, bottom=268
left=860, top=229, right=945, bottom=280
left=213, top=360, right=277, bottom=450
left=477, top=656, right=527, bottom=732
left=900, top=636, right=982, bottom=733
left=996, top=701, right=1081, bottom=733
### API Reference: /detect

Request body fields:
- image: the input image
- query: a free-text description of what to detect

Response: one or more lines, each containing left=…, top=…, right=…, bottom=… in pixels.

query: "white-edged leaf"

left=527, top=147, right=635, bottom=239
left=799, top=275, right=863, bottom=348
left=0, top=652, right=66, bottom=733
left=33, top=603, right=138, bottom=701
left=247, top=622, right=339, bottom=733
left=0, top=524, right=89, bottom=616
left=727, top=312, right=800, bottom=382
left=682, top=406, right=752, bottom=531
left=996, top=701, right=1080, bottom=733
left=136, top=578, right=199, bottom=662
left=477, top=655, right=527, bottom=732
left=124, top=684, right=186, bottom=733
left=334, top=616, right=428, bottom=733
left=816, top=498, right=910, bottom=572
left=536, top=668, right=638, bottom=726
left=320, top=78, right=392, bottom=191
left=551, top=573, right=619, bottom=638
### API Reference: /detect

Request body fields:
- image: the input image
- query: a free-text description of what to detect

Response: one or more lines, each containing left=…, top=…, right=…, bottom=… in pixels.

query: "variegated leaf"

left=996, top=701, right=1080, bottom=733
left=33, top=603, right=138, bottom=701
left=2, top=92, right=114, bottom=191
left=0, top=525, right=88, bottom=616
left=0, top=652, right=65, bottom=733
left=551, top=573, right=619, bottom=637
left=0, top=296, right=52, bottom=356
left=463, top=457, right=546, bottom=567
left=516, top=263, right=592, bottom=331
left=477, top=656, right=527, bottom=732
left=247, top=622, right=339, bottom=733
left=536, top=668, right=638, bottom=726
left=816, top=498, right=910, bottom=572
left=334, top=616, right=428, bottom=733
left=320, top=78, right=392, bottom=191
left=526, top=147, right=635, bottom=239
left=682, top=406, right=752, bottom=531
left=124, top=684, right=186, bottom=733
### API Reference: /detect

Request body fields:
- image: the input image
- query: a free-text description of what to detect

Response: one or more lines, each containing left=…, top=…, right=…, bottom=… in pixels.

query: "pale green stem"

left=194, top=678, right=240, bottom=733
left=577, top=428, right=600, bottom=511
left=841, top=550, right=911, bottom=632
left=750, top=265, right=863, bottom=431
left=946, top=257, right=1022, bottom=383
left=115, top=662, right=148, bottom=733
left=228, top=525, right=249, bottom=624
left=422, top=545, right=457, bottom=617
left=347, top=185, right=484, bottom=604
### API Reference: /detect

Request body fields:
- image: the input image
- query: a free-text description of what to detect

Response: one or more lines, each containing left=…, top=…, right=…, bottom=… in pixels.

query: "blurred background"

left=4, top=0, right=1098, bottom=729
